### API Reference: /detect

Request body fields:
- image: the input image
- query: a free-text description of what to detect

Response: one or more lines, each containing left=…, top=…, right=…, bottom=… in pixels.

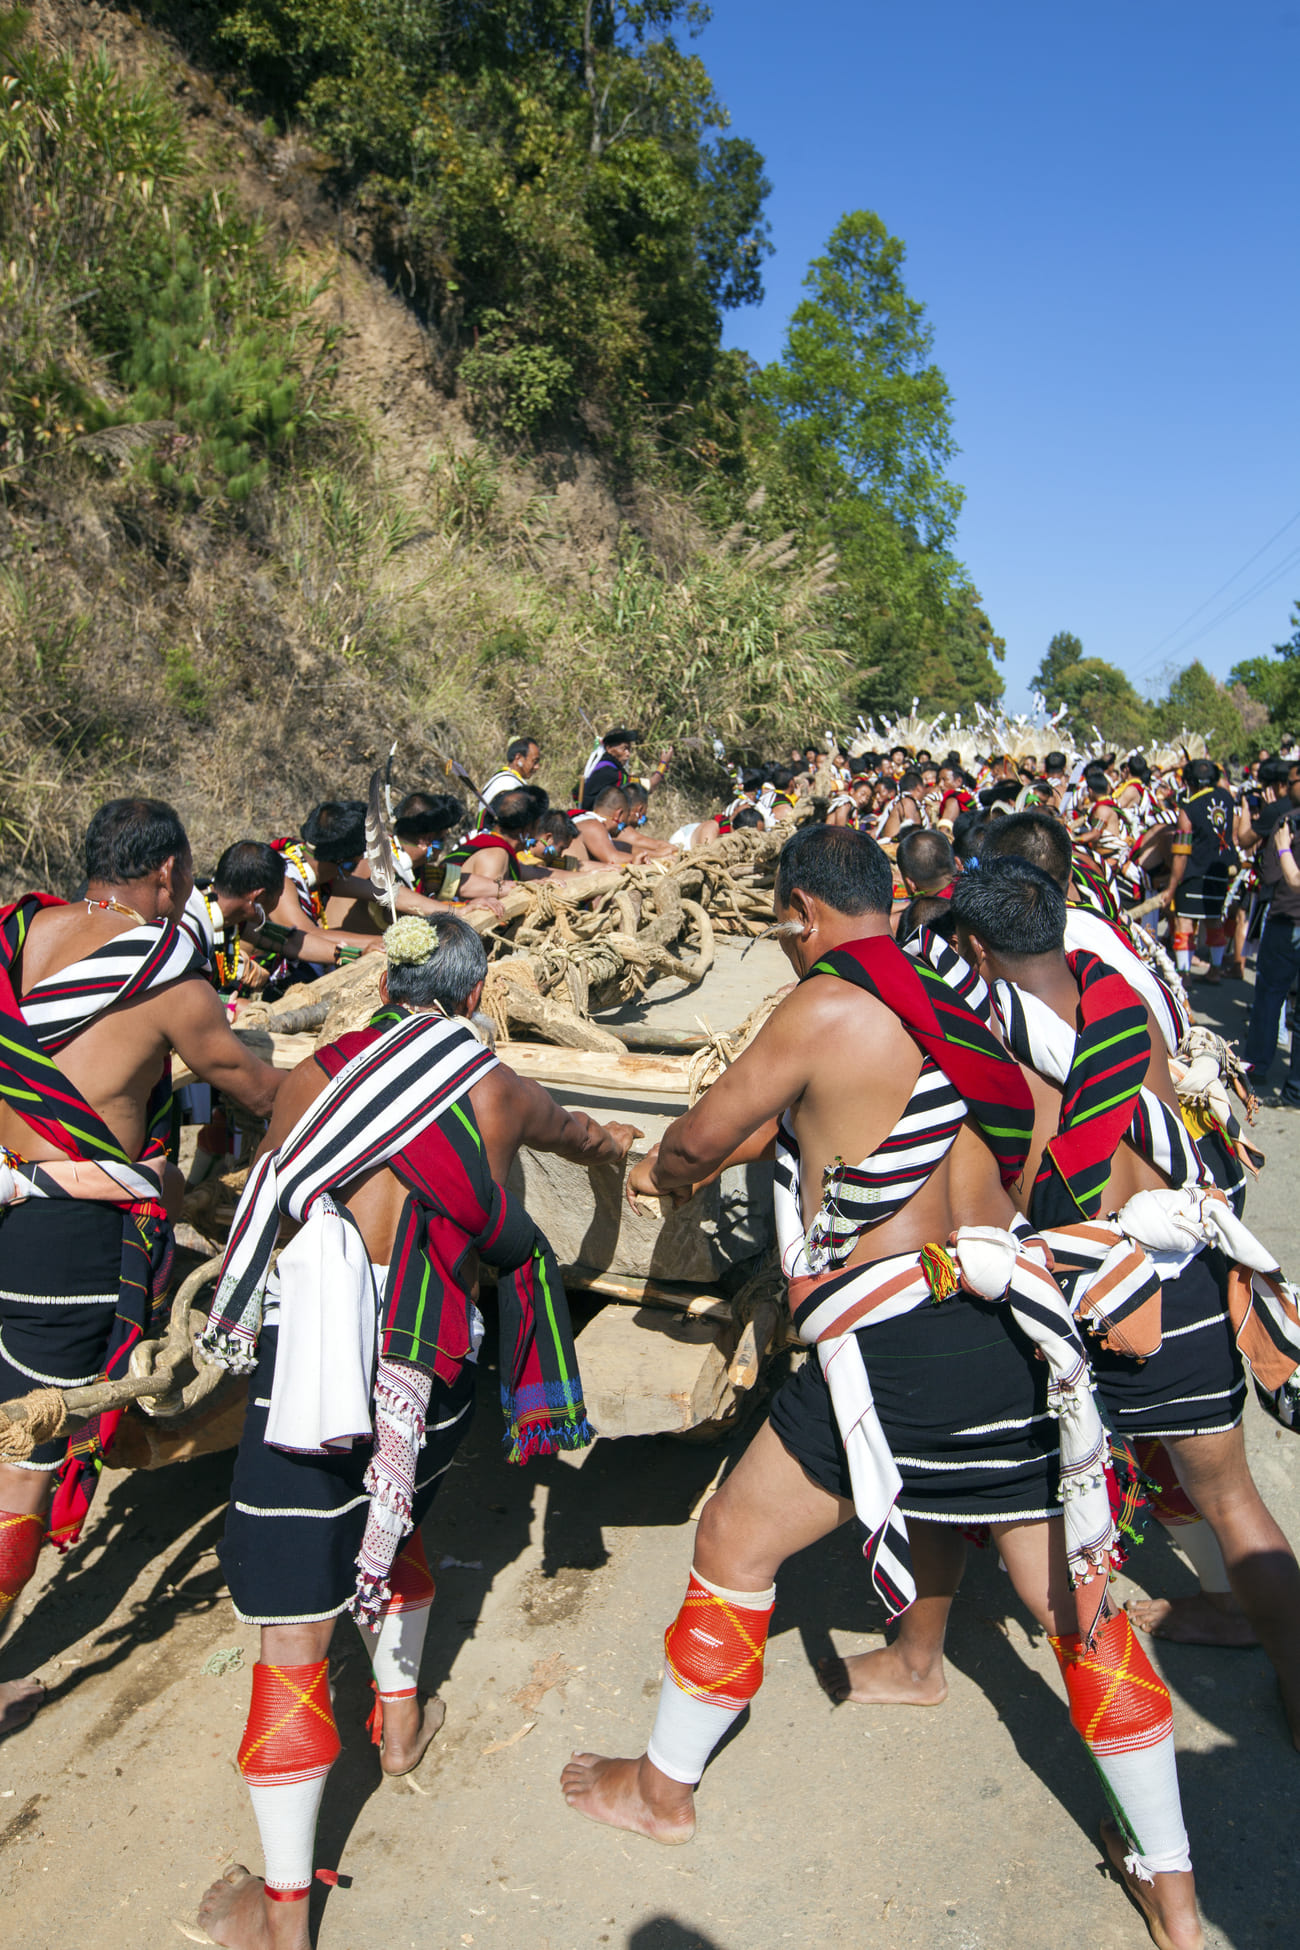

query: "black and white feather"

left=365, top=766, right=399, bottom=925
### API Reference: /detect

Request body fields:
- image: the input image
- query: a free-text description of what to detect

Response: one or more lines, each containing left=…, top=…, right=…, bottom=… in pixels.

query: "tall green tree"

left=759, top=210, right=961, bottom=549
left=1151, top=660, right=1246, bottom=757
left=1051, top=658, right=1150, bottom=748
left=1031, top=630, right=1084, bottom=703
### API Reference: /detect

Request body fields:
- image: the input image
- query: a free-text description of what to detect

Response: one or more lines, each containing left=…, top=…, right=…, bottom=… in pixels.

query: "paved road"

left=0, top=968, right=1296, bottom=1950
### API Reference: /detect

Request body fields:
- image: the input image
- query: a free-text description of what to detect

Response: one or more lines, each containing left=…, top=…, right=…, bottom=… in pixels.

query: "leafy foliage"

left=159, top=0, right=772, bottom=436
left=1150, top=660, right=1245, bottom=757
left=0, top=9, right=334, bottom=499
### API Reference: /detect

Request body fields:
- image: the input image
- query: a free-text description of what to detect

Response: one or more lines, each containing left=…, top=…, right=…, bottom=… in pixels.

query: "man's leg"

left=1124, top=1439, right=1257, bottom=1648
left=1160, top=1424, right=1300, bottom=1746
left=819, top=1521, right=965, bottom=1705
left=1242, top=917, right=1298, bottom=1081
left=0, top=1461, right=51, bottom=1736
left=994, top=1520, right=1202, bottom=1950
left=560, top=1420, right=852, bottom=1843
left=356, top=1530, right=445, bottom=1775
left=198, top=1618, right=339, bottom=1950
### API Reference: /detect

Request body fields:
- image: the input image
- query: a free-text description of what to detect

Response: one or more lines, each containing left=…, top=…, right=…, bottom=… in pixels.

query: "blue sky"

left=700, top=1, right=1300, bottom=709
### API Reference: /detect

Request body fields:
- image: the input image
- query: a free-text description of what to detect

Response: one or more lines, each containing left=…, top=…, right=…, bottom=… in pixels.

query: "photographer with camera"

left=1242, top=756, right=1300, bottom=1103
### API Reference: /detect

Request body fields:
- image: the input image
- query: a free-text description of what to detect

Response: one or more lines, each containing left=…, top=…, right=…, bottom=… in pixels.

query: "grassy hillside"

left=0, top=2, right=881, bottom=892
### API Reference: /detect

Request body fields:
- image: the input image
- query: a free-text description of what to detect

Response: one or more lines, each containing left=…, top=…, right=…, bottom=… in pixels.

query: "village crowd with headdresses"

left=0, top=700, right=1299, bottom=1950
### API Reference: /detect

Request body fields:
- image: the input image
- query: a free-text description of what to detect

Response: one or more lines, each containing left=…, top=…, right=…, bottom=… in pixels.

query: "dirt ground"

left=1, top=967, right=1297, bottom=1950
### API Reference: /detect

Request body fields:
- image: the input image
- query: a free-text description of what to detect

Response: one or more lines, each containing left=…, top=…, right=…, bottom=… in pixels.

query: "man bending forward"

left=560, top=826, right=1202, bottom=1950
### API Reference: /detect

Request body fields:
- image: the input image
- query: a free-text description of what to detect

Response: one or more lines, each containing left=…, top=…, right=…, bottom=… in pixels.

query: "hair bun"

left=383, top=916, right=438, bottom=966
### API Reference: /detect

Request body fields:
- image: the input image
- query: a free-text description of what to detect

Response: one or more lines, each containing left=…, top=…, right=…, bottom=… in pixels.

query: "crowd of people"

left=0, top=711, right=1298, bottom=1950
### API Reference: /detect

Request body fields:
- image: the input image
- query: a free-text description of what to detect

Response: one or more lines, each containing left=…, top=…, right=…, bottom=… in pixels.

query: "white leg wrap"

left=1165, top=1516, right=1231, bottom=1594
left=247, top=1776, right=328, bottom=1893
left=644, top=1569, right=776, bottom=1787
left=646, top=1671, right=744, bottom=1786
left=1095, top=1738, right=1192, bottom=1881
left=359, top=1599, right=433, bottom=1697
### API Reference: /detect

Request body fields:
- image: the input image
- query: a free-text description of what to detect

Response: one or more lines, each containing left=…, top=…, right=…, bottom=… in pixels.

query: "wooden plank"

left=562, top=1266, right=731, bottom=1320
left=501, top=1042, right=693, bottom=1097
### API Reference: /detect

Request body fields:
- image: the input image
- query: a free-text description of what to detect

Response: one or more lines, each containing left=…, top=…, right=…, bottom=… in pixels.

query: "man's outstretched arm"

left=163, top=979, right=282, bottom=1119
left=648, top=988, right=818, bottom=1194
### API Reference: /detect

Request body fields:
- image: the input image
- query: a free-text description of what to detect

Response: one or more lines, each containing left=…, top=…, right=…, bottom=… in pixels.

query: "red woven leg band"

left=663, top=1574, right=774, bottom=1710
left=1133, top=1439, right=1200, bottom=1526
left=1049, top=1612, right=1174, bottom=1754
left=387, top=1531, right=436, bottom=1612
left=0, top=1510, right=45, bottom=1615
left=265, top=1886, right=309, bottom=1903
left=238, top=1662, right=341, bottom=1785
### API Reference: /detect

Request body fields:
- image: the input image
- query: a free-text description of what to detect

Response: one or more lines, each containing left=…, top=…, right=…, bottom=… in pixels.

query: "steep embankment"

left=1, top=1, right=766, bottom=892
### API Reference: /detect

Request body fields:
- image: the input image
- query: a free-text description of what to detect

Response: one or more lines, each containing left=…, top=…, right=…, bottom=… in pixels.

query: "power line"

left=1135, top=503, right=1300, bottom=678
left=1151, top=544, right=1300, bottom=673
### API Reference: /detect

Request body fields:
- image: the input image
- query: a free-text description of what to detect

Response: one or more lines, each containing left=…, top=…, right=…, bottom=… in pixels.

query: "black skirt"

left=219, top=1326, right=477, bottom=1624
left=1088, top=1249, right=1245, bottom=1439
left=769, top=1290, right=1062, bottom=1524
left=0, top=1200, right=125, bottom=1468
left=1174, top=867, right=1232, bottom=923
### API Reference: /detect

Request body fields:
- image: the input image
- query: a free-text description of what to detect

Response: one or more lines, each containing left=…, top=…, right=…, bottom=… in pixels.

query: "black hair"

left=981, top=779, right=1022, bottom=809
left=85, top=798, right=189, bottom=884
left=1044, top=750, right=1067, bottom=774
left=897, top=828, right=956, bottom=888
left=1184, top=758, right=1221, bottom=790
left=534, top=809, right=580, bottom=844
left=897, top=893, right=958, bottom=946
left=767, top=765, right=794, bottom=790
left=898, top=770, right=923, bottom=794
left=950, top=854, right=1066, bottom=958
left=740, top=766, right=765, bottom=791
left=623, top=781, right=649, bottom=805
left=978, top=809, right=1072, bottom=892
left=732, top=805, right=763, bottom=830
left=603, top=727, right=638, bottom=748
left=213, top=841, right=286, bottom=902
left=393, top=791, right=464, bottom=842
left=493, top=786, right=547, bottom=835
left=592, top=785, right=629, bottom=813
left=1124, top=753, right=1150, bottom=781
left=951, top=808, right=988, bottom=866
left=1084, top=765, right=1111, bottom=796
left=1258, top=756, right=1292, bottom=790
left=943, top=751, right=962, bottom=771
left=775, top=825, right=893, bottom=917
left=301, top=800, right=367, bottom=863
left=506, top=736, right=538, bottom=764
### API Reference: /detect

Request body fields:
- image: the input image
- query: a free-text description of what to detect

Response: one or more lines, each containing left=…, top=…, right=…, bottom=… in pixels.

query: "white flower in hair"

left=384, top=916, right=439, bottom=966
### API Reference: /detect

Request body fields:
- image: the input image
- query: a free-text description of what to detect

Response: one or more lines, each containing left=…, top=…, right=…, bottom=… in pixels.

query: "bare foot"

left=197, top=1865, right=308, bottom=1950
left=1126, top=1592, right=1259, bottom=1648
left=560, top=1752, right=696, bottom=1844
left=378, top=1693, right=447, bottom=1777
left=1101, top=1820, right=1204, bottom=1950
left=0, top=1677, right=44, bottom=1739
left=817, top=1643, right=948, bottom=1706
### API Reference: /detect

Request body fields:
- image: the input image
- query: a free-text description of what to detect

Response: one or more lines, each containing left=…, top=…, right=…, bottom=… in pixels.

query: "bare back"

left=0, top=903, right=279, bottom=1163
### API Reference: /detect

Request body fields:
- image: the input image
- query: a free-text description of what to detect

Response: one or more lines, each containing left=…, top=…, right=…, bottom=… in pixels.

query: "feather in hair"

left=365, top=766, right=399, bottom=925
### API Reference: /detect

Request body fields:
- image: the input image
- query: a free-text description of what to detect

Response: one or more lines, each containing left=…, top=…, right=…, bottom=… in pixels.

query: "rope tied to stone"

left=0, top=1388, right=68, bottom=1461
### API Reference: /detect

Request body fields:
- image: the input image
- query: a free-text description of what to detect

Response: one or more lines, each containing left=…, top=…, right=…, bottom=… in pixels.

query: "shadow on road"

left=628, top=1920, right=726, bottom=1950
